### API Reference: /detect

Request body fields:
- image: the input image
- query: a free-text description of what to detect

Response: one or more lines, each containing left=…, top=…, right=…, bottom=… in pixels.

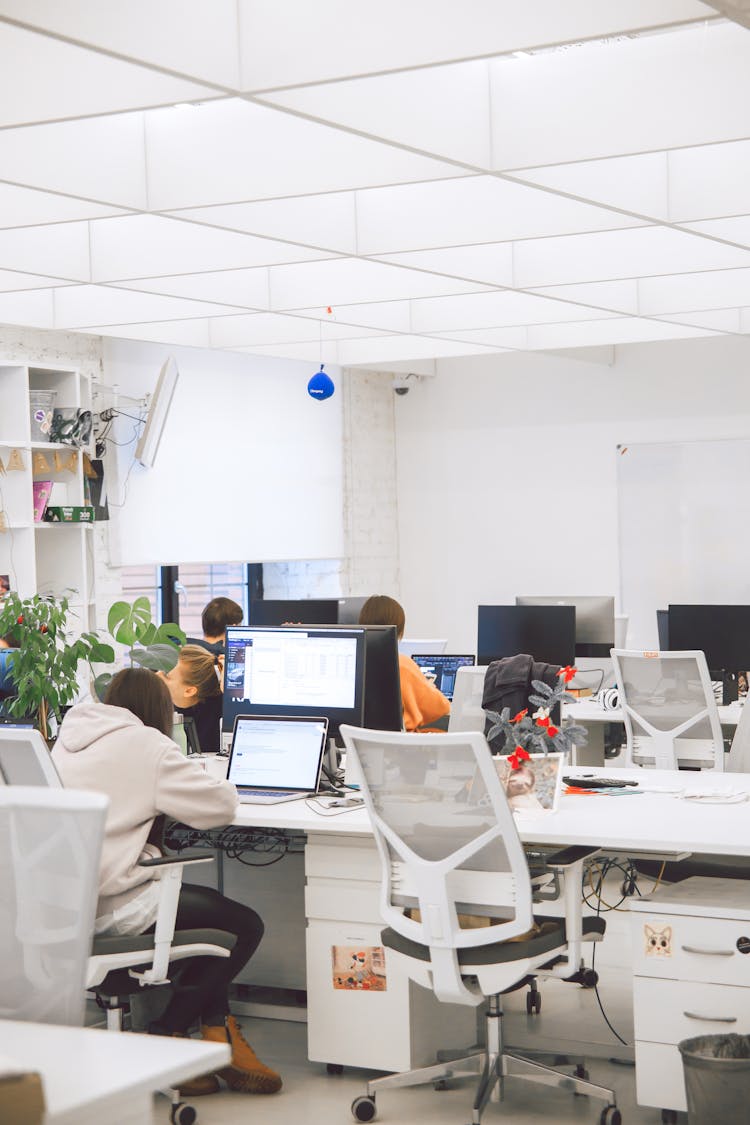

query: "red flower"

left=510, top=709, right=528, bottom=723
left=39, top=624, right=48, bottom=633
left=558, top=665, right=577, bottom=683
left=508, top=746, right=531, bottom=770
left=16, top=615, right=23, bottom=624
left=546, top=725, right=559, bottom=738
left=536, top=715, right=550, bottom=728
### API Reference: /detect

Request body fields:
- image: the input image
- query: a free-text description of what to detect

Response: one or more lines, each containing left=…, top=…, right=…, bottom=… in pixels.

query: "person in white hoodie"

left=53, top=667, right=281, bottom=1098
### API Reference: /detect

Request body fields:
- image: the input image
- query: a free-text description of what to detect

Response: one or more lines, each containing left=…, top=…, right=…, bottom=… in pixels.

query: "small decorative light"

left=307, top=363, right=335, bottom=402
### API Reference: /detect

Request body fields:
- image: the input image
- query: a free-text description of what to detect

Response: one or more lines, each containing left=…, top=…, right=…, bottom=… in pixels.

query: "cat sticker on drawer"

left=644, top=924, right=672, bottom=957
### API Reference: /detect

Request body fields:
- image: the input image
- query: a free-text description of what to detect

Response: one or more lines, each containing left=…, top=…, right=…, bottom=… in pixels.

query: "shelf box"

left=44, top=506, right=95, bottom=524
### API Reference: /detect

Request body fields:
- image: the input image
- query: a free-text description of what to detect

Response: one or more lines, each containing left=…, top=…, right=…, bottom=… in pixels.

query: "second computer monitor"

left=667, top=605, right=750, bottom=673
left=411, top=654, right=475, bottom=701
left=248, top=599, right=339, bottom=627
left=515, top=595, right=615, bottom=658
left=477, top=605, right=576, bottom=667
left=222, top=626, right=366, bottom=742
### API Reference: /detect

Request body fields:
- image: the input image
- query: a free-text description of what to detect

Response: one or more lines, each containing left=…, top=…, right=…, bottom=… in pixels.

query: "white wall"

left=103, top=338, right=345, bottom=566
left=394, top=335, right=750, bottom=653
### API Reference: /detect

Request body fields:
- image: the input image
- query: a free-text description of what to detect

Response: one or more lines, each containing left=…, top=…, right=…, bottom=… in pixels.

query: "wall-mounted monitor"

left=477, top=605, right=575, bottom=667
left=222, top=625, right=365, bottom=744
left=135, top=355, right=179, bottom=468
left=515, top=595, right=615, bottom=657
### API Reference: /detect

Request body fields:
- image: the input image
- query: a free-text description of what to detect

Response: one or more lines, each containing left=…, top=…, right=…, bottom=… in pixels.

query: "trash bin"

left=678, top=1034, right=750, bottom=1124
left=29, top=390, right=57, bottom=441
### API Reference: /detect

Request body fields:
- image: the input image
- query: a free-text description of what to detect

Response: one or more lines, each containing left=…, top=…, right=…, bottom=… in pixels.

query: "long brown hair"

left=179, top=644, right=221, bottom=701
left=358, top=595, right=406, bottom=639
left=105, top=667, right=173, bottom=736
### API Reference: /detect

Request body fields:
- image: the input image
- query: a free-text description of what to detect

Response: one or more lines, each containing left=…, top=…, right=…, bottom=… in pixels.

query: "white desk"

left=0, top=1020, right=230, bottom=1125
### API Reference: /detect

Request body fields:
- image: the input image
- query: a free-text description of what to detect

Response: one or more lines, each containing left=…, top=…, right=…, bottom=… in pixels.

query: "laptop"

left=227, top=714, right=329, bottom=804
left=412, top=654, right=476, bottom=701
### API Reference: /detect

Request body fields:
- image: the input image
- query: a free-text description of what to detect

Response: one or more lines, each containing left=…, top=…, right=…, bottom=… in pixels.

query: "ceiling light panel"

left=669, top=141, right=750, bottom=223
left=143, top=99, right=464, bottom=211
left=490, top=22, right=750, bottom=170
left=514, top=226, right=750, bottom=289
left=0, top=114, right=149, bottom=209
left=52, top=285, right=247, bottom=329
left=89, top=215, right=333, bottom=282
left=638, top=268, right=750, bottom=314
left=0, top=268, right=72, bottom=293
left=529, top=279, right=639, bottom=315
left=208, top=312, right=387, bottom=348
left=0, top=287, right=54, bottom=328
left=0, top=21, right=213, bottom=128
left=525, top=316, right=716, bottom=350
left=0, top=222, right=90, bottom=280
left=653, top=308, right=742, bottom=331
left=292, top=301, right=413, bottom=334
left=237, top=0, right=711, bottom=90
left=356, top=175, right=642, bottom=256
left=90, top=319, right=214, bottom=347
left=0, top=0, right=242, bottom=88
left=687, top=216, right=750, bottom=247
left=338, top=333, right=503, bottom=365
left=111, top=268, right=271, bottom=309
left=376, top=244, right=515, bottom=288
left=268, top=258, right=490, bottom=311
left=514, top=152, right=669, bottom=221
left=0, top=183, right=124, bottom=228
left=174, top=193, right=359, bottom=255
left=409, top=290, right=614, bottom=333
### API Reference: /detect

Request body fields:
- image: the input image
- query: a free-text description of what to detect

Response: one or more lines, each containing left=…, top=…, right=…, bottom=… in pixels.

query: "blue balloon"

left=307, top=364, right=335, bottom=401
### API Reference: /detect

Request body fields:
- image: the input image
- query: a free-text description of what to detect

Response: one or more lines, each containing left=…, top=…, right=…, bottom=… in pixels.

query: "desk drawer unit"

left=305, top=834, right=476, bottom=1072
left=630, top=877, right=750, bottom=1116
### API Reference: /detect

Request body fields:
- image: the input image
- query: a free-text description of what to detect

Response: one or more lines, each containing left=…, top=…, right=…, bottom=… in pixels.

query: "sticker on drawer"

left=644, top=924, right=673, bottom=957
left=332, top=945, right=387, bottom=991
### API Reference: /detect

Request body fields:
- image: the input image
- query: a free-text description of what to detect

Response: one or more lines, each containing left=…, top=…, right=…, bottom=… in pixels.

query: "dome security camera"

left=392, top=373, right=419, bottom=396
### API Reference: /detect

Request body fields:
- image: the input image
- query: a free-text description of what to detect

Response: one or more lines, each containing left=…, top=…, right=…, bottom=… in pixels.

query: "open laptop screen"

left=227, top=715, right=328, bottom=794
left=411, top=654, right=476, bottom=701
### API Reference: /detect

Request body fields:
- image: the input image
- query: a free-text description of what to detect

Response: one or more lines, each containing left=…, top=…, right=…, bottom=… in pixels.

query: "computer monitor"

left=667, top=605, right=750, bottom=674
left=515, top=595, right=615, bottom=658
left=477, top=605, right=576, bottom=667
left=656, top=609, right=670, bottom=651
left=411, top=655, right=476, bottom=701
left=248, top=599, right=339, bottom=627
left=222, top=625, right=366, bottom=743
left=300, top=623, right=403, bottom=732
left=336, top=596, right=370, bottom=625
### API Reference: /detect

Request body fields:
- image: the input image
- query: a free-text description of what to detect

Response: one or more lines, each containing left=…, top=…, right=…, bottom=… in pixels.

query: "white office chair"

left=611, top=649, right=724, bottom=771
left=0, top=726, right=62, bottom=785
left=448, top=665, right=488, bottom=733
left=728, top=700, right=750, bottom=772
left=0, top=786, right=108, bottom=1027
left=340, top=725, right=620, bottom=1125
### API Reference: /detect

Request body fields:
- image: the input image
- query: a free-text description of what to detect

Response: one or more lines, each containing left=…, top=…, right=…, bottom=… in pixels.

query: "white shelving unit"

left=0, top=362, right=95, bottom=631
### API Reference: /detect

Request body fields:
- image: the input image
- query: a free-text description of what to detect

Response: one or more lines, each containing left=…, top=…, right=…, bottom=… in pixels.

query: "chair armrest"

left=138, top=853, right=214, bottom=868
left=545, top=846, right=600, bottom=870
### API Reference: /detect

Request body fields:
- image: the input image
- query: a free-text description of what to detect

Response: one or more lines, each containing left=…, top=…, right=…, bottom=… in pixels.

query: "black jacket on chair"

left=481, top=654, right=561, bottom=754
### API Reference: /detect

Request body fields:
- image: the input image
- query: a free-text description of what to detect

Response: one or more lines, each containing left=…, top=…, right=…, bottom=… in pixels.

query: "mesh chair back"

left=728, top=700, right=750, bottom=772
left=0, top=786, right=107, bottom=1026
left=448, top=666, right=488, bottom=732
left=611, top=649, right=724, bottom=770
left=341, top=726, right=534, bottom=963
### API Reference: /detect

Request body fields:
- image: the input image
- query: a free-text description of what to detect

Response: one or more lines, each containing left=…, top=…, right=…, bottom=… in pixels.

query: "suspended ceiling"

left=0, top=1, right=749, bottom=368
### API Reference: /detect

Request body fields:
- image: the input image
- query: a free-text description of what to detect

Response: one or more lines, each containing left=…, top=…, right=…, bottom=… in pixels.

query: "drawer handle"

left=681, top=945, right=734, bottom=957
left=684, top=1012, right=737, bottom=1023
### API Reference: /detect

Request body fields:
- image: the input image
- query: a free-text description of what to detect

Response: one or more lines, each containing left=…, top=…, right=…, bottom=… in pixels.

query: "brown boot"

left=201, top=1016, right=282, bottom=1094
left=167, top=1034, right=220, bottom=1097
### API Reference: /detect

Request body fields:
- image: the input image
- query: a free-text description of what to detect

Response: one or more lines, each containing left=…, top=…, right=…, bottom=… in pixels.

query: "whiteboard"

left=617, top=438, right=750, bottom=649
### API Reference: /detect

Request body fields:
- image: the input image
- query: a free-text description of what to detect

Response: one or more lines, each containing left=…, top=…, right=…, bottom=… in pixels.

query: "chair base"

left=356, top=995, right=618, bottom=1125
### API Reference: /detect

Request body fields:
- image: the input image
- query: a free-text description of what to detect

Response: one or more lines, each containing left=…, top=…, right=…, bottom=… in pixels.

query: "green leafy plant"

left=93, top=596, right=186, bottom=698
left=0, top=591, right=114, bottom=739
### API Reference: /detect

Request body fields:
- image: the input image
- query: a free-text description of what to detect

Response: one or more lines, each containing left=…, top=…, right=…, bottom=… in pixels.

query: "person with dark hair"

left=52, top=667, right=282, bottom=1098
left=359, top=595, right=450, bottom=732
left=187, top=597, right=244, bottom=658
left=160, top=643, right=223, bottom=753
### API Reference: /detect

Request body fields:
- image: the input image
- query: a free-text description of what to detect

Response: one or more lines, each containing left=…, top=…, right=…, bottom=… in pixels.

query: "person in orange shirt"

left=358, top=595, right=450, bottom=732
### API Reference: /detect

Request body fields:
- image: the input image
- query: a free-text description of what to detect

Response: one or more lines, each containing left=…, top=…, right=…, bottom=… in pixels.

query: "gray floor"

left=152, top=969, right=682, bottom=1124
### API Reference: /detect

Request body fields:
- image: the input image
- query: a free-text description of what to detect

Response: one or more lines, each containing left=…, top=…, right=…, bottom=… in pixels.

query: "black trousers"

left=153, top=884, right=264, bottom=1033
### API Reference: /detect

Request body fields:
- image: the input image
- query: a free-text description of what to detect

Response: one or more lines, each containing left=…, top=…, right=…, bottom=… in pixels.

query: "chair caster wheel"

left=600, top=1106, right=621, bottom=1125
left=526, top=989, right=542, bottom=1014
left=661, top=1111, right=678, bottom=1124
left=327, top=1063, right=344, bottom=1075
left=352, top=1094, right=377, bottom=1122
left=171, top=1104, right=197, bottom=1125
left=580, top=968, right=599, bottom=988
left=433, top=1079, right=448, bottom=1090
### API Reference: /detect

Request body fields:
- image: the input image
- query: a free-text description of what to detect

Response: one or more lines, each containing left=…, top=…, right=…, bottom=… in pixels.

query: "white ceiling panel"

left=293, top=301, right=413, bottom=334
left=0, top=288, right=54, bottom=328
left=53, top=285, right=247, bottom=329
left=0, top=21, right=213, bottom=128
left=232, top=341, right=343, bottom=363
left=0, top=183, right=124, bottom=228
left=529, top=279, right=639, bottom=315
left=431, top=326, right=529, bottom=349
left=653, top=308, right=742, bottom=331
left=91, top=320, right=214, bottom=347
left=90, top=216, right=332, bottom=283
left=687, top=216, right=750, bottom=248
left=669, top=141, right=750, bottom=222
left=638, top=268, right=750, bottom=314
left=175, top=194, right=358, bottom=254
left=491, top=22, right=750, bottom=170
left=338, top=334, right=503, bottom=365
left=268, top=259, right=489, bottom=311
left=357, top=176, right=642, bottom=256
left=526, top=317, right=716, bottom=350
left=0, top=115, right=148, bottom=209
left=376, top=244, right=515, bottom=288
left=515, top=227, right=750, bottom=289
left=264, top=60, right=492, bottom=168
left=0, top=268, right=73, bottom=293
left=515, top=152, right=669, bottom=221
left=0, top=1, right=241, bottom=88
left=208, top=313, right=387, bottom=348
left=238, top=0, right=712, bottom=90
left=410, top=290, right=614, bottom=334
left=144, top=99, right=464, bottom=211
left=112, top=269, right=271, bottom=310
left=0, top=223, right=90, bottom=280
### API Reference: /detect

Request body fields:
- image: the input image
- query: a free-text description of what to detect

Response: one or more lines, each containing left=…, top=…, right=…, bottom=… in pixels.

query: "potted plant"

left=92, top=596, right=186, bottom=698
left=0, top=591, right=115, bottom=740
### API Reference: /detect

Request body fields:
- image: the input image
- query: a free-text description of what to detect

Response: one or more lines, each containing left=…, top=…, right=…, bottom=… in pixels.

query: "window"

left=118, top=563, right=261, bottom=631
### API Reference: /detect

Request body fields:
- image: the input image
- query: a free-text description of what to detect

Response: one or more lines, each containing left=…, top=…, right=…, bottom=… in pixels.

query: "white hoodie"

left=52, top=702, right=238, bottom=917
